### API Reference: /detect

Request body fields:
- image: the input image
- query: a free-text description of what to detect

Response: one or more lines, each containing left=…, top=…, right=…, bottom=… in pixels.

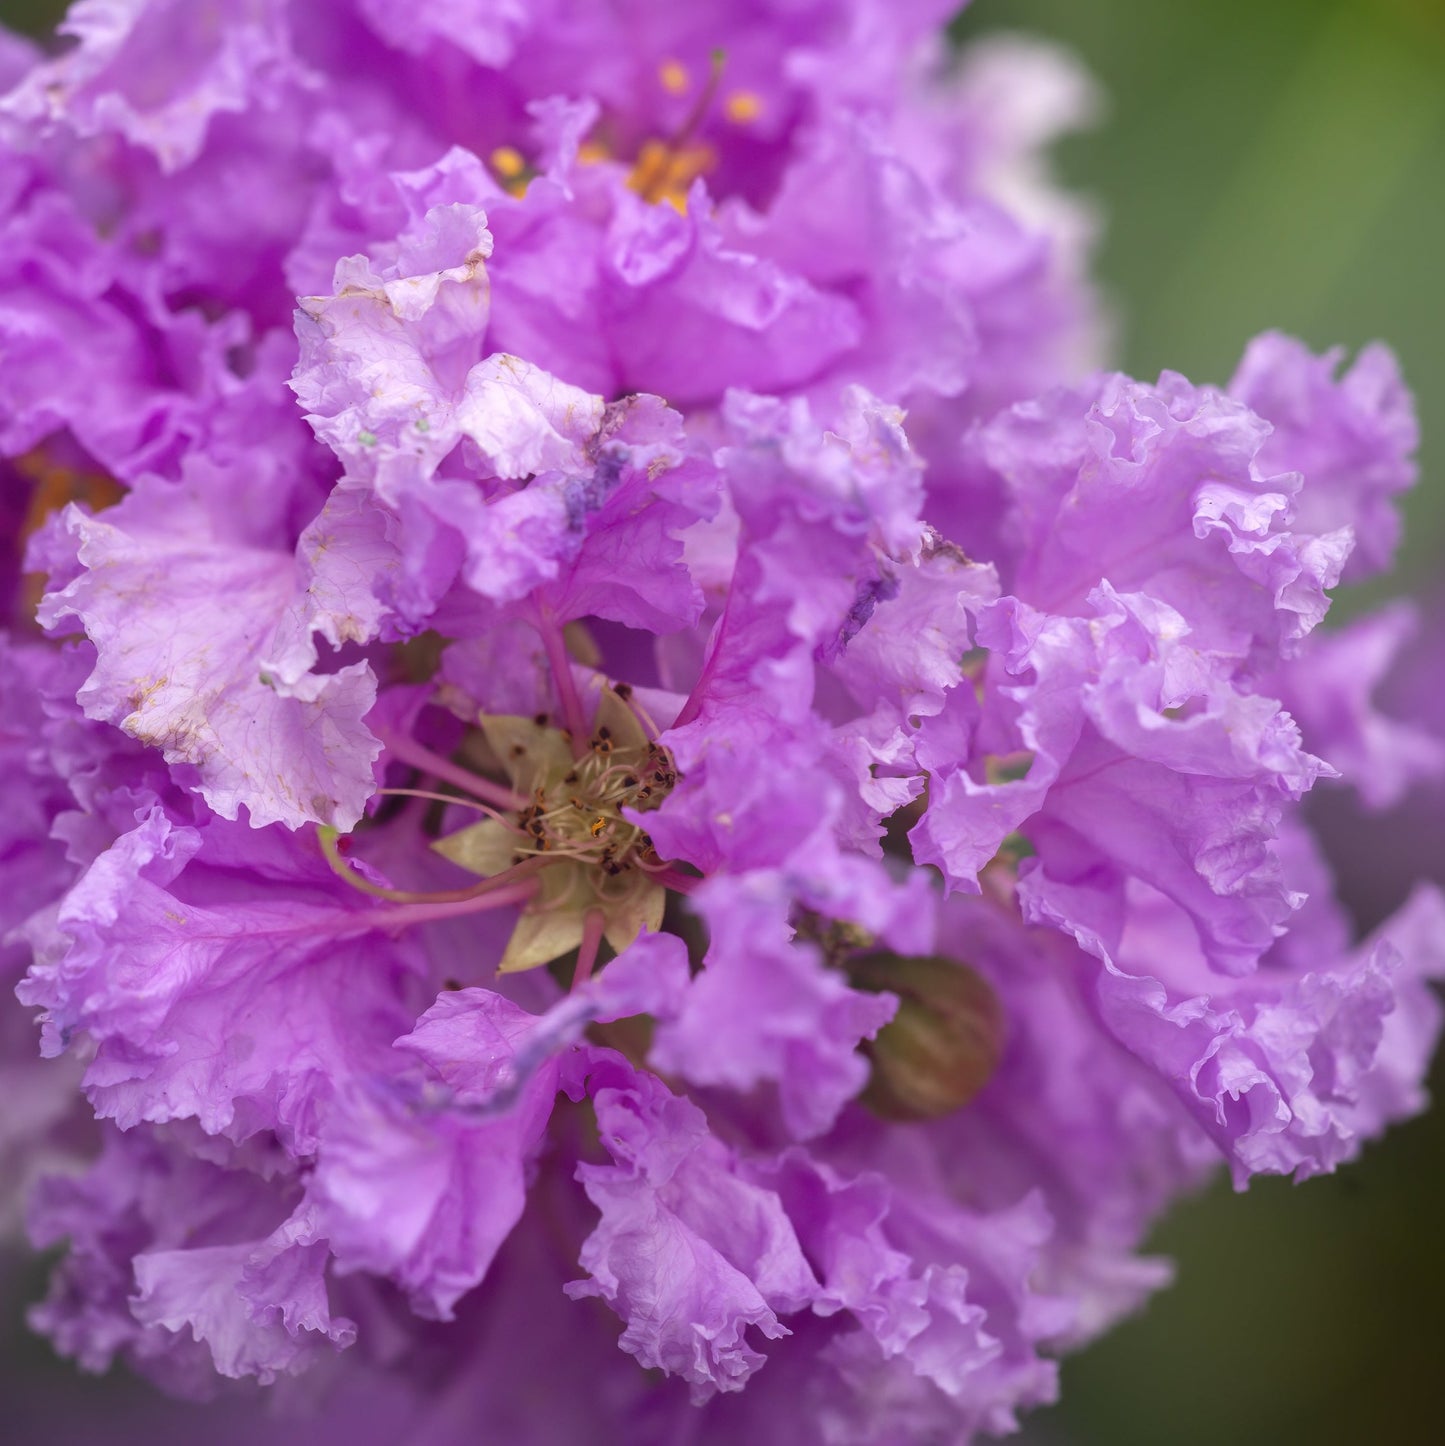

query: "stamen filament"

left=380, top=731, right=526, bottom=810
left=573, top=908, right=606, bottom=989
left=672, top=48, right=726, bottom=148
left=356, top=881, right=541, bottom=932
left=375, top=786, right=520, bottom=828
left=550, top=868, right=592, bottom=912
left=320, top=827, right=552, bottom=903
left=651, top=865, right=702, bottom=896
left=534, top=610, right=590, bottom=757
left=517, top=841, right=599, bottom=865
left=672, top=586, right=739, bottom=731
left=626, top=694, right=664, bottom=740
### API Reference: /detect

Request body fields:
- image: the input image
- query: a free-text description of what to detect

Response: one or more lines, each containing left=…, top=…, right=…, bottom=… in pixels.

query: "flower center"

left=488, top=52, right=763, bottom=213
left=504, top=714, right=677, bottom=876
left=429, top=686, right=683, bottom=973
left=11, top=445, right=123, bottom=619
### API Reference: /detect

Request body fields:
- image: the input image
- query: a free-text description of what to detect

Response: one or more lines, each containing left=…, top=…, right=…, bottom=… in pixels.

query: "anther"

left=490, top=146, right=527, bottom=180
left=724, top=91, right=762, bottom=124
left=489, top=146, right=532, bottom=199
left=659, top=59, right=689, bottom=95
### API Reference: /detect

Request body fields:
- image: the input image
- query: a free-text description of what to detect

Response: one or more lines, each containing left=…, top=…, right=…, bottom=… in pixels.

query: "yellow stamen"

left=489, top=146, right=526, bottom=180
left=15, top=449, right=124, bottom=620
left=16, top=450, right=123, bottom=540
left=723, top=90, right=762, bottom=124
left=429, top=690, right=680, bottom=971
left=659, top=58, right=689, bottom=95
left=488, top=146, right=532, bottom=199
left=628, top=138, right=715, bottom=211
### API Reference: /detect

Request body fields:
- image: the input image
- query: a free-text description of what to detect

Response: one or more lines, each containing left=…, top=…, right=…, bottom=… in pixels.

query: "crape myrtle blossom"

left=1, top=3, right=1442, bottom=1444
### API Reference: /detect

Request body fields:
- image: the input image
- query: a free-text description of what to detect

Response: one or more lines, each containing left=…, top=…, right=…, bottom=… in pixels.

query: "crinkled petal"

left=38, top=477, right=380, bottom=829
left=2, top=0, right=300, bottom=171
left=650, top=874, right=897, bottom=1139
left=19, top=809, right=424, bottom=1149
left=310, top=1038, right=557, bottom=1319
left=563, top=1049, right=819, bottom=1400
left=1229, top=332, right=1416, bottom=581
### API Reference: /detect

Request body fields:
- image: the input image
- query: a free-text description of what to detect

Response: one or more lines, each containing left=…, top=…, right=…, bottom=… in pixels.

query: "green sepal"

left=431, top=818, right=517, bottom=877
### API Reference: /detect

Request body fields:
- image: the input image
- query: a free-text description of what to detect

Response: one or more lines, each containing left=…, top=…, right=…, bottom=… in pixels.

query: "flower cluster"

left=1, top=3, right=1440, bottom=1442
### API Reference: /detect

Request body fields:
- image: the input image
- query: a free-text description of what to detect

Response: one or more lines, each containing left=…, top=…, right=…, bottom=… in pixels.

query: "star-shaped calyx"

left=433, top=687, right=679, bottom=974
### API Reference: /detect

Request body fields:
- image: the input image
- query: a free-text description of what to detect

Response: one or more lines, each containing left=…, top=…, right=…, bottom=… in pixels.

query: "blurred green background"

left=952, top=2, right=1445, bottom=1443
left=961, top=0, right=1445, bottom=621
left=3, top=0, right=1444, bottom=1442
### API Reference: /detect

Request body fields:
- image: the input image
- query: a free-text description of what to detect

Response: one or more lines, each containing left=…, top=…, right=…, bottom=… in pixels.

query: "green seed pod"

left=848, top=952, right=1005, bottom=1122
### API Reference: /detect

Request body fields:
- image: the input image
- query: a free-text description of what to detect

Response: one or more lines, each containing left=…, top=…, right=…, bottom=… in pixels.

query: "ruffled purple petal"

left=564, top=1050, right=819, bottom=1400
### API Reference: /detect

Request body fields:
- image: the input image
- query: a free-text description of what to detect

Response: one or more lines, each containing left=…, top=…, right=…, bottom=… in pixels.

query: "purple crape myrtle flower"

left=1, top=4, right=1442, bottom=1444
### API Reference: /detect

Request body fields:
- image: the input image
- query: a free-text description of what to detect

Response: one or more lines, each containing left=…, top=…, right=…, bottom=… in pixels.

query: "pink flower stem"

left=672, top=587, right=737, bottom=731
left=534, top=609, right=590, bottom=757
left=320, top=828, right=549, bottom=903
left=358, top=881, right=540, bottom=932
left=653, top=866, right=701, bottom=896
left=572, top=908, right=607, bottom=990
left=380, top=730, right=525, bottom=811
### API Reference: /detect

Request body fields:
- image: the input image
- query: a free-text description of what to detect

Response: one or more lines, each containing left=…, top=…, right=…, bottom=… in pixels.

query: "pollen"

left=489, top=146, right=526, bottom=180
left=628, top=138, right=715, bottom=211
left=16, top=449, right=122, bottom=524
left=723, top=90, right=762, bottom=124
left=659, top=59, right=689, bottom=95
left=489, top=146, right=531, bottom=198
left=429, top=686, right=682, bottom=972
left=497, top=696, right=674, bottom=865
left=14, top=447, right=124, bottom=617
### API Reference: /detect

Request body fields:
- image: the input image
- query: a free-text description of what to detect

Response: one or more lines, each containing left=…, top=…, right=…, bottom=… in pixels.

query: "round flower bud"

left=848, top=952, right=1005, bottom=1122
